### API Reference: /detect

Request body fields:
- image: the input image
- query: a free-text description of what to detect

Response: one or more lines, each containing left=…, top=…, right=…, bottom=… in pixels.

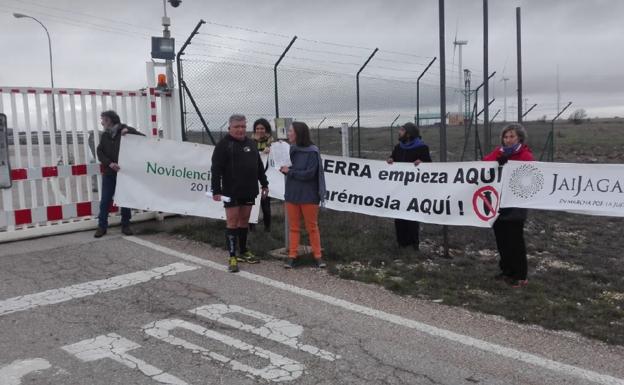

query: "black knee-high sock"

left=238, top=227, right=249, bottom=254
left=226, top=228, right=238, bottom=257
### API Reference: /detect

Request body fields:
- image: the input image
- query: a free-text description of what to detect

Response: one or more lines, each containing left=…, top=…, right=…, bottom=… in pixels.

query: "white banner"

left=115, top=138, right=624, bottom=226
left=267, top=154, right=504, bottom=227
left=115, top=135, right=260, bottom=222
left=500, top=161, right=624, bottom=216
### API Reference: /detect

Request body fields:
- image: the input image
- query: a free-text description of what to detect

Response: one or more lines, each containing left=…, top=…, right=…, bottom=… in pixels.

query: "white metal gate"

left=0, top=85, right=180, bottom=242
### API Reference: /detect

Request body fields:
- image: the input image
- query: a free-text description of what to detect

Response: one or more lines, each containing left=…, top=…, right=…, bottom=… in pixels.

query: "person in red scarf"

left=483, top=123, right=534, bottom=288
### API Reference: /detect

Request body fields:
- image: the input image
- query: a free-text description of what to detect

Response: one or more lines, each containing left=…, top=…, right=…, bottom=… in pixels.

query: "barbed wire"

left=202, top=19, right=435, bottom=60
left=194, top=32, right=480, bottom=80
left=183, top=56, right=463, bottom=91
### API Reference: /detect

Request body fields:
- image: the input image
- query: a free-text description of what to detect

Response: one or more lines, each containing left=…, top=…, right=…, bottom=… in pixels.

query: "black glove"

left=497, top=154, right=509, bottom=166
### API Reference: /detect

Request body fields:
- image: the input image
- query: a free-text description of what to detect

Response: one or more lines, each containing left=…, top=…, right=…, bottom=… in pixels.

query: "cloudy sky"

left=1, top=0, right=623, bottom=124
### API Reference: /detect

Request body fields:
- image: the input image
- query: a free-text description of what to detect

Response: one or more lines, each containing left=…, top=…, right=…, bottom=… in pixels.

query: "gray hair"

left=500, top=123, right=527, bottom=144
left=229, top=114, right=246, bottom=125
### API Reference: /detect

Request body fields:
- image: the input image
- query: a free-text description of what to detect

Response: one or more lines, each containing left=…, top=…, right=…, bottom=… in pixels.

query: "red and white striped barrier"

left=0, top=201, right=117, bottom=228
left=0, top=85, right=179, bottom=242
left=149, top=87, right=159, bottom=137
left=9, top=163, right=103, bottom=181
left=0, top=87, right=173, bottom=98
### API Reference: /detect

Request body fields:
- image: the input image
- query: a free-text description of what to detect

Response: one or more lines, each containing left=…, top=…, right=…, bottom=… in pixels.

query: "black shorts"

left=223, top=197, right=255, bottom=208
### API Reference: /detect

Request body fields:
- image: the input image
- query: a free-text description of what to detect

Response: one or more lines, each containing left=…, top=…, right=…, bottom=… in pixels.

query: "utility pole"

left=162, top=0, right=174, bottom=88
left=439, top=0, right=449, bottom=258
left=483, top=0, right=490, bottom=150
left=516, top=6, right=523, bottom=122
left=13, top=13, right=57, bottom=133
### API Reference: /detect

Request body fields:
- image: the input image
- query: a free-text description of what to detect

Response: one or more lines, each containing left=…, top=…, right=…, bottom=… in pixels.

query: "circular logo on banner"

left=472, top=186, right=500, bottom=221
left=508, top=164, right=544, bottom=200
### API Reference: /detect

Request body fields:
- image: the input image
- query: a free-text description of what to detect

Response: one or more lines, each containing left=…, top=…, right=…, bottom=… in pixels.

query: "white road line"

left=125, top=236, right=624, bottom=385
left=0, top=262, right=199, bottom=317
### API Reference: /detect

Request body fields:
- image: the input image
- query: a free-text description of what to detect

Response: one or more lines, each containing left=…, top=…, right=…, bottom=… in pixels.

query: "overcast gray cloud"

left=1, top=0, right=623, bottom=122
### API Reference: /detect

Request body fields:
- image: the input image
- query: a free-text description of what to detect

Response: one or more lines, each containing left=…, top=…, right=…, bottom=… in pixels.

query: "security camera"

left=168, top=0, right=182, bottom=7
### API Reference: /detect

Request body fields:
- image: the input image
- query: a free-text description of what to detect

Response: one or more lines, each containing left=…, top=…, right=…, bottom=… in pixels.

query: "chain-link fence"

left=178, top=21, right=614, bottom=164
left=178, top=21, right=483, bottom=159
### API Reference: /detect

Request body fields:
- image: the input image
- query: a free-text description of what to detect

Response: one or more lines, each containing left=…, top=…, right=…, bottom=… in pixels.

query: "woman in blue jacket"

left=279, top=122, right=327, bottom=269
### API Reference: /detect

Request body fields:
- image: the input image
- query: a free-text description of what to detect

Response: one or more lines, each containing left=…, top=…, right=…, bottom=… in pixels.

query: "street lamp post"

left=14, top=13, right=57, bottom=133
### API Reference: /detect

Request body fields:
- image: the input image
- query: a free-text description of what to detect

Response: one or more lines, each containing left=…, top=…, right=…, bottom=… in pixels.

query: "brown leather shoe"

left=94, top=227, right=107, bottom=238
left=121, top=226, right=134, bottom=236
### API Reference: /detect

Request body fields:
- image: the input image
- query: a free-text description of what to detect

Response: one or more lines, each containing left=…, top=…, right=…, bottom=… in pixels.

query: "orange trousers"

left=286, top=202, right=322, bottom=259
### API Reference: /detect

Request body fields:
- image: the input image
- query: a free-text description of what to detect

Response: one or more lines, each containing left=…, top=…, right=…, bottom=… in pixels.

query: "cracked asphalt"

left=1, top=230, right=624, bottom=385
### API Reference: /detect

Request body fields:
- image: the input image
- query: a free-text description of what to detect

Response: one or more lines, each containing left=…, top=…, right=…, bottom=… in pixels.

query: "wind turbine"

left=452, top=26, right=468, bottom=119
left=499, top=57, right=509, bottom=122
left=501, top=77, right=510, bottom=122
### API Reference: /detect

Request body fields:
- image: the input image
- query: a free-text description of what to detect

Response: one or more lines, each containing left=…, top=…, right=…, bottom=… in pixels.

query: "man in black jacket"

left=211, top=114, right=269, bottom=272
left=95, top=110, right=144, bottom=238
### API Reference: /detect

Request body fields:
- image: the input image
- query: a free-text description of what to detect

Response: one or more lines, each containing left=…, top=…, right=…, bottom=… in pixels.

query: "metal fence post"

left=341, top=122, right=350, bottom=157
left=438, top=0, right=449, bottom=258
left=356, top=48, right=379, bottom=158
left=176, top=19, right=205, bottom=142
left=274, top=36, right=297, bottom=119
left=416, top=57, right=437, bottom=130
left=540, top=101, right=571, bottom=161
left=349, top=117, right=357, bottom=156
left=522, top=103, right=537, bottom=120
left=274, top=36, right=297, bottom=253
left=483, top=0, right=490, bottom=151
left=389, top=114, right=400, bottom=150
left=317, top=117, right=326, bottom=150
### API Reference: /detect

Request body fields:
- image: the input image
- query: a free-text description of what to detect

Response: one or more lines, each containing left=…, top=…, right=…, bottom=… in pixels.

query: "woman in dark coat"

left=386, top=122, right=432, bottom=249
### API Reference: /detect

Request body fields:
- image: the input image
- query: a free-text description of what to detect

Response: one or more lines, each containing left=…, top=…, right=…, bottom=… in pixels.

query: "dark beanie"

left=402, top=122, right=420, bottom=139
left=101, top=110, right=121, bottom=125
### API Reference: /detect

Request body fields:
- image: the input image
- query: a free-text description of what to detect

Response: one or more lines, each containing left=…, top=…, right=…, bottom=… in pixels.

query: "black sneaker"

left=94, top=227, right=107, bottom=238
left=314, top=258, right=327, bottom=268
left=284, top=258, right=296, bottom=269
left=121, top=226, right=134, bottom=236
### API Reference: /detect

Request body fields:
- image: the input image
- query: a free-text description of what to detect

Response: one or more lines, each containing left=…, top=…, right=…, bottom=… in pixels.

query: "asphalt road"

left=1, top=230, right=623, bottom=385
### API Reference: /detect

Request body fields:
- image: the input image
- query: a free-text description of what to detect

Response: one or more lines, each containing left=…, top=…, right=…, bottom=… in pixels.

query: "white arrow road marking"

left=0, top=262, right=199, bottom=317
left=143, top=319, right=304, bottom=382
left=191, top=304, right=339, bottom=361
